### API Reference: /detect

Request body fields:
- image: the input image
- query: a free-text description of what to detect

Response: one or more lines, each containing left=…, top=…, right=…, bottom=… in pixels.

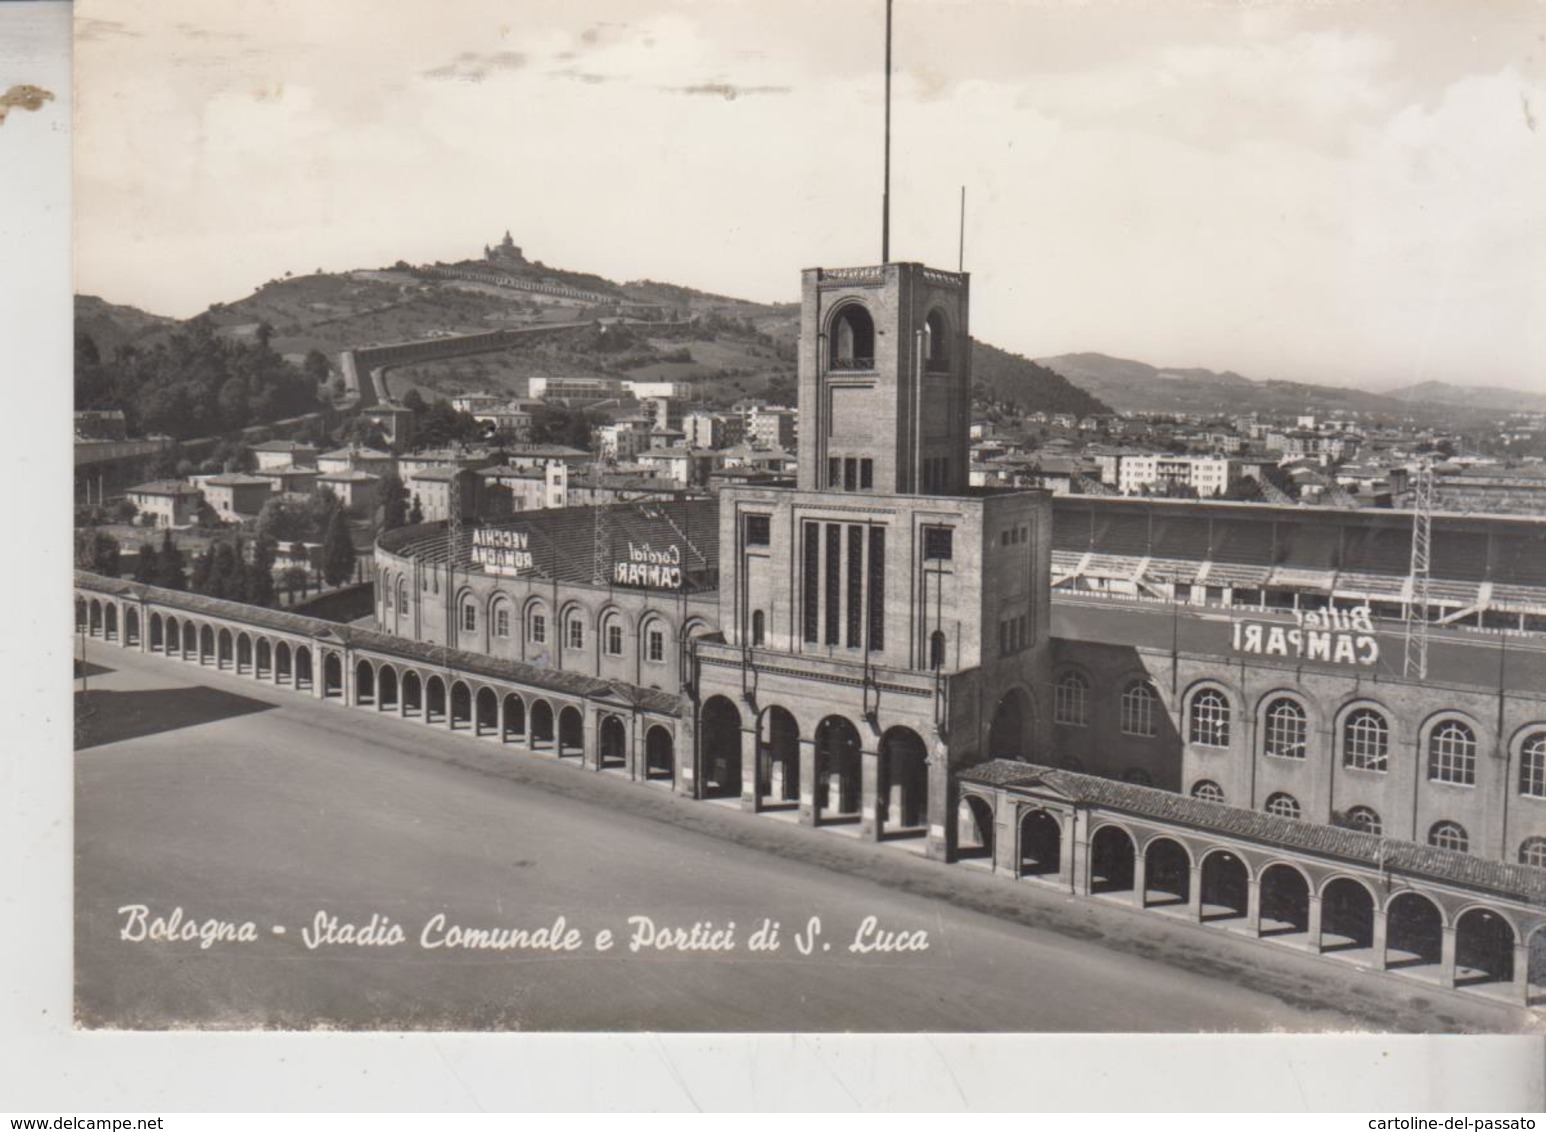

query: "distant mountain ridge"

left=1037, top=351, right=1544, bottom=421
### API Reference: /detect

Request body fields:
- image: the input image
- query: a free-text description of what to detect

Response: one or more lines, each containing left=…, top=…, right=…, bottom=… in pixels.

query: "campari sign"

left=614, top=541, right=683, bottom=589
left=1230, top=605, right=1380, bottom=667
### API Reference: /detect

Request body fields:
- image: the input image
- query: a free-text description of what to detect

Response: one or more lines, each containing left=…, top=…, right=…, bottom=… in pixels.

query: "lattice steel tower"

left=1403, top=459, right=1434, bottom=679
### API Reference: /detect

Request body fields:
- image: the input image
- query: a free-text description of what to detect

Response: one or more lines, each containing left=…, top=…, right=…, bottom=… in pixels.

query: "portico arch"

left=757, top=705, right=800, bottom=804
left=377, top=664, right=398, bottom=710
left=1387, top=892, right=1443, bottom=968
left=236, top=632, right=252, bottom=673
left=957, top=793, right=995, bottom=859
left=1199, top=849, right=1249, bottom=921
left=1455, top=907, right=1516, bottom=986
left=1321, top=877, right=1375, bottom=951
left=1259, top=863, right=1311, bottom=936
left=149, top=612, right=164, bottom=650
left=199, top=624, right=214, bottom=664
left=425, top=674, right=446, bottom=722
left=217, top=627, right=233, bottom=669
left=645, top=725, right=674, bottom=779
left=558, top=705, right=584, bottom=758
left=530, top=699, right=555, bottom=750
left=1090, top=825, right=1137, bottom=894
left=125, top=608, right=139, bottom=645
left=1018, top=809, right=1061, bottom=877
left=354, top=660, right=375, bottom=705
left=105, top=604, right=119, bottom=641
left=502, top=694, right=525, bottom=742
left=475, top=687, right=498, bottom=736
left=323, top=652, right=343, bottom=697
left=879, top=725, right=928, bottom=834
left=402, top=670, right=422, bottom=716
left=274, top=640, right=292, bottom=683
left=255, top=637, right=271, bottom=677
left=1143, top=837, right=1191, bottom=908
left=599, top=715, right=627, bottom=768
left=294, top=645, right=312, bottom=689
left=449, top=680, right=471, bottom=729
left=88, top=599, right=102, bottom=636
left=181, top=620, right=196, bottom=660
left=700, top=695, right=743, bottom=797
left=814, top=715, right=862, bottom=820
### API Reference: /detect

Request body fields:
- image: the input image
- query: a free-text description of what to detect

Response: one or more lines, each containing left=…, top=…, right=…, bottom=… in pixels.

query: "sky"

left=74, top=0, right=1546, bottom=393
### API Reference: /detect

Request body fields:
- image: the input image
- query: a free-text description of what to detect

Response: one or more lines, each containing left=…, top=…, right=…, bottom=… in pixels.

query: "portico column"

left=797, top=738, right=817, bottom=825
left=740, top=726, right=760, bottom=812
left=1307, top=894, right=1324, bottom=953
left=1513, top=942, right=1531, bottom=1006
left=1246, top=875, right=1263, bottom=937
left=582, top=709, right=600, bottom=770
left=1440, top=924, right=1458, bottom=989
left=627, top=714, right=642, bottom=781
left=927, top=740, right=951, bottom=863
left=1188, top=866, right=1204, bottom=921
left=676, top=707, right=697, bottom=798
left=1057, top=810, right=1078, bottom=892
left=992, top=802, right=1017, bottom=877
left=859, top=749, right=881, bottom=841
left=1132, top=850, right=1148, bottom=909
left=1370, top=904, right=1389, bottom=970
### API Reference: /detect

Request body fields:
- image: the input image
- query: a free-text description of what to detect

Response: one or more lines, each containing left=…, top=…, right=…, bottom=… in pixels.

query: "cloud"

left=666, top=81, right=791, bottom=101
left=420, top=50, right=529, bottom=83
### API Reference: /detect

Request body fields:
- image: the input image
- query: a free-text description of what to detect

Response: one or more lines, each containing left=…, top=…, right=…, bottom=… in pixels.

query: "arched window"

left=1054, top=672, right=1089, bottom=727
left=1519, top=732, right=1546, bottom=798
left=383, top=577, right=394, bottom=614
left=603, top=617, right=624, bottom=656
left=1190, top=780, right=1224, bottom=803
left=1428, top=720, right=1476, bottom=785
left=460, top=599, right=476, bottom=633
left=829, top=304, right=875, bottom=370
left=1120, top=681, right=1159, bottom=738
left=929, top=629, right=946, bottom=670
left=396, top=578, right=408, bottom=616
left=1344, top=806, right=1382, bottom=835
left=1519, top=837, right=1546, bottom=868
left=492, top=601, right=512, bottom=638
left=1428, top=821, right=1469, bottom=853
left=1122, top=767, right=1154, bottom=787
left=1188, top=688, right=1230, bottom=747
left=566, top=615, right=585, bottom=650
left=1265, top=792, right=1301, bottom=820
left=752, top=611, right=767, bottom=648
left=1343, top=708, right=1389, bottom=772
left=924, top=309, right=950, bottom=372
left=1263, top=698, right=1307, bottom=759
left=645, top=624, right=666, bottom=663
left=529, top=610, right=547, bottom=644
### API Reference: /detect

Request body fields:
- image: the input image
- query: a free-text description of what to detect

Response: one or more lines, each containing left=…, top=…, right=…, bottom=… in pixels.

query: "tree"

left=247, top=537, right=277, bottom=606
left=133, top=539, right=158, bottom=584
left=321, top=509, right=356, bottom=588
left=378, top=473, right=409, bottom=531
left=408, top=494, right=424, bottom=526
left=74, top=529, right=120, bottom=575
left=155, top=531, right=187, bottom=590
left=303, top=350, right=332, bottom=385
left=189, top=546, right=214, bottom=593
left=281, top=566, right=309, bottom=601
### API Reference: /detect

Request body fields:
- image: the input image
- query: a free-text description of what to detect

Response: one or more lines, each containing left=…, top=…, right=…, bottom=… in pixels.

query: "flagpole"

left=882, top=0, right=892, bottom=263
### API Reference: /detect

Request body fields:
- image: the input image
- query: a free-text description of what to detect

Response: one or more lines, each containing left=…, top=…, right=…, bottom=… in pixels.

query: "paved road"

left=75, top=645, right=1535, bottom=1032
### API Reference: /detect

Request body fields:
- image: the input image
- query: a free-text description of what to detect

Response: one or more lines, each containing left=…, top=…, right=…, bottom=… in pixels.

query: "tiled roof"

left=960, top=760, right=1546, bottom=901
left=205, top=474, right=272, bottom=487
left=128, top=479, right=202, bottom=496
left=72, top=570, right=681, bottom=715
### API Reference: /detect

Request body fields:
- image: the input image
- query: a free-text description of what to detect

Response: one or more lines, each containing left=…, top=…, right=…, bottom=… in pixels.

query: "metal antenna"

left=958, top=185, right=966, bottom=272
left=882, top=0, right=892, bottom=263
left=1403, top=458, right=1434, bottom=679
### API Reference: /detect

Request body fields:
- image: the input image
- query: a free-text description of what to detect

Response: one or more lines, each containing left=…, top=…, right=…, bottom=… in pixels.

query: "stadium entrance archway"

left=558, top=706, right=584, bottom=758
left=956, top=795, right=994, bottom=859
left=1090, top=825, right=1136, bottom=895
left=1200, top=850, right=1248, bottom=921
left=814, top=715, right=862, bottom=821
left=757, top=705, right=800, bottom=805
left=1387, top=893, right=1443, bottom=969
left=1143, top=838, right=1190, bottom=908
left=1455, top=908, right=1515, bottom=986
left=700, top=696, right=743, bottom=798
left=1321, top=878, right=1375, bottom=951
left=1259, top=864, right=1310, bottom=937
left=645, top=725, right=674, bottom=780
left=599, top=715, right=627, bottom=769
left=878, top=726, right=928, bottom=835
left=1018, top=809, right=1060, bottom=877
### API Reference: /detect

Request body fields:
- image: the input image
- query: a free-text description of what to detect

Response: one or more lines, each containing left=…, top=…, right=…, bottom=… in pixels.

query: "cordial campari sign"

left=614, top=541, right=682, bottom=589
left=1230, top=605, right=1380, bottom=667
left=471, top=527, right=535, bottom=575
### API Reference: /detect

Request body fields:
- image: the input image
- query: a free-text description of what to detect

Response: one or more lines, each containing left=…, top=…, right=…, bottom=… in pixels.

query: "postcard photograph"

left=67, top=0, right=1546, bottom=1038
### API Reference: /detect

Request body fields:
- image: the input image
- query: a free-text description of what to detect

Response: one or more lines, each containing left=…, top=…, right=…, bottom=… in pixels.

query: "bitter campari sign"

left=1229, top=604, right=1380, bottom=666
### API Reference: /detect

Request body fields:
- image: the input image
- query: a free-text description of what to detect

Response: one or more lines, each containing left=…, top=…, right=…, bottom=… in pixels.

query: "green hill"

left=972, top=341, right=1114, bottom=417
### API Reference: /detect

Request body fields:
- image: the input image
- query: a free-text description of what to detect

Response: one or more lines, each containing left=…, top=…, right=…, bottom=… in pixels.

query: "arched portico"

left=502, top=694, right=525, bottom=742
left=104, top=604, right=118, bottom=641
left=199, top=624, right=214, bottom=664
left=878, top=726, right=928, bottom=835
left=1143, top=837, right=1191, bottom=909
left=599, top=715, right=627, bottom=769
left=149, top=612, right=164, bottom=651
left=255, top=637, right=271, bottom=677
left=1386, top=892, right=1443, bottom=969
left=645, top=725, right=674, bottom=780
left=1259, top=863, right=1311, bottom=937
left=1455, top=907, right=1516, bottom=986
left=530, top=699, right=555, bottom=750
left=217, top=627, right=233, bottom=669
left=1199, top=849, right=1249, bottom=922
left=475, top=687, right=498, bottom=736
left=757, top=705, right=800, bottom=805
left=1018, top=809, right=1061, bottom=877
left=124, top=607, right=140, bottom=645
left=814, top=715, right=862, bottom=821
left=425, top=674, right=446, bottom=722
left=700, top=695, right=743, bottom=799
left=956, top=793, right=995, bottom=860
left=558, top=705, right=584, bottom=758
left=294, top=645, right=313, bottom=689
left=355, top=660, right=375, bottom=705
left=1321, top=877, right=1375, bottom=951
left=236, top=632, right=252, bottom=673
left=402, top=670, right=423, bottom=716
left=323, top=652, right=343, bottom=698
left=378, top=664, right=398, bottom=710
left=449, top=680, right=472, bottom=730
left=1090, top=825, right=1137, bottom=895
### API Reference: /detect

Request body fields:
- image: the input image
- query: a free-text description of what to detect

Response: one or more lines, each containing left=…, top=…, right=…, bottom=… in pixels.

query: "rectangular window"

left=924, top=526, right=954, bottom=561
left=567, top=618, right=584, bottom=650
left=606, top=623, right=623, bottom=655
left=745, top=514, right=771, bottom=546
left=860, top=458, right=873, bottom=490
left=495, top=608, right=510, bottom=638
left=844, top=458, right=858, bottom=492
left=531, top=613, right=546, bottom=644
left=846, top=525, right=863, bottom=648
left=461, top=602, right=476, bottom=632
left=828, top=458, right=842, bottom=489
left=824, top=523, right=841, bottom=646
left=647, top=628, right=665, bottom=663
left=868, top=526, right=885, bottom=651
left=803, top=522, right=820, bottom=644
